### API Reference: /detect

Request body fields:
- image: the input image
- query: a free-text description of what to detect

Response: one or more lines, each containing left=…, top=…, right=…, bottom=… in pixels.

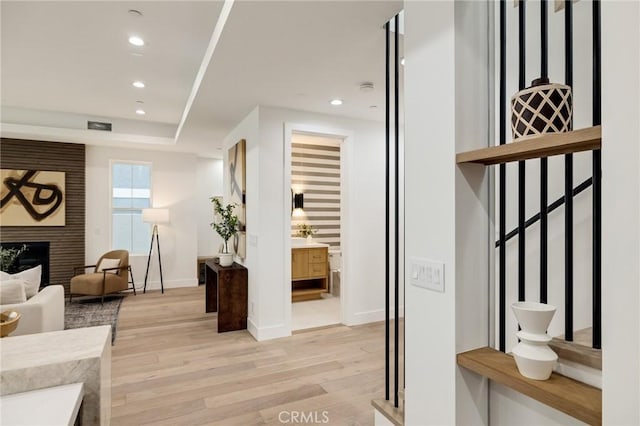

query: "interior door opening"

left=289, top=132, right=344, bottom=331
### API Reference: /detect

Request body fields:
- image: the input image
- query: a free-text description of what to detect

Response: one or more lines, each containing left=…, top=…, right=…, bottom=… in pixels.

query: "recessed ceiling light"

left=330, top=99, right=343, bottom=106
left=135, top=109, right=146, bottom=115
left=128, top=9, right=143, bottom=17
left=128, top=36, right=144, bottom=46
left=136, top=100, right=144, bottom=104
left=132, top=81, right=145, bottom=88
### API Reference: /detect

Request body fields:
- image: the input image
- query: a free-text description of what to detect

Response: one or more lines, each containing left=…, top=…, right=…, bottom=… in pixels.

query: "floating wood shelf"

left=457, top=347, right=601, bottom=425
left=456, top=126, right=601, bottom=165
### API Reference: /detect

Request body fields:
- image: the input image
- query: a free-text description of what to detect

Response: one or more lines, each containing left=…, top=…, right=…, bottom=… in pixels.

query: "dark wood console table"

left=205, top=260, right=248, bottom=332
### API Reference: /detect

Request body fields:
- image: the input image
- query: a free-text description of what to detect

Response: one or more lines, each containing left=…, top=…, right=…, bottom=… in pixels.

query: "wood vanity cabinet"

left=291, top=247, right=328, bottom=302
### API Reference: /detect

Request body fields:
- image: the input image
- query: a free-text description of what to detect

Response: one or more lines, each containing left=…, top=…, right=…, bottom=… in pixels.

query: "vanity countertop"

left=291, top=242, right=330, bottom=249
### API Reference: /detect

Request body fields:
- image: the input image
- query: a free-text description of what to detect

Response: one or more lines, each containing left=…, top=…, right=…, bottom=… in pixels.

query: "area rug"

left=65, top=295, right=125, bottom=344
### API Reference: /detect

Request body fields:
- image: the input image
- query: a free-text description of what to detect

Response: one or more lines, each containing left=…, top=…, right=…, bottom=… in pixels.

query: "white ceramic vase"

left=511, top=301, right=558, bottom=380
left=218, top=253, right=233, bottom=267
left=306, top=235, right=314, bottom=244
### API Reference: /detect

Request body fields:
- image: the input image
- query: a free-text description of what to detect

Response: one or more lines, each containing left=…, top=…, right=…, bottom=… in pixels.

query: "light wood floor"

left=111, top=286, right=391, bottom=425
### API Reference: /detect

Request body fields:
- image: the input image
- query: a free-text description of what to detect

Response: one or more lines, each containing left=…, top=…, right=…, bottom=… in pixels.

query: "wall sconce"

left=293, top=192, right=304, bottom=210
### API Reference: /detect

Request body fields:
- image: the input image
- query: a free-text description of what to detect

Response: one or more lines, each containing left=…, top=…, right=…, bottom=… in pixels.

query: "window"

left=111, top=162, right=151, bottom=254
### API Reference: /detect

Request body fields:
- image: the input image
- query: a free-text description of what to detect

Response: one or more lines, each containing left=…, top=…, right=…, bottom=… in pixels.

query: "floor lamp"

left=142, top=208, right=169, bottom=294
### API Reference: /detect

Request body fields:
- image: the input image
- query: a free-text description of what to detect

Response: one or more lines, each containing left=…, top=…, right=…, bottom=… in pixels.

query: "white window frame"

left=109, top=160, right=153, bottom=255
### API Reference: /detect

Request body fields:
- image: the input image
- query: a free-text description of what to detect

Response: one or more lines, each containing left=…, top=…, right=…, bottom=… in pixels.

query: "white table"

left=0, top=383, right=84, bottom=426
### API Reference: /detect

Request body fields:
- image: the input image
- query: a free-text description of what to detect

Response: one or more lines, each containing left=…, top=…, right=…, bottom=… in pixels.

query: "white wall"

left=454, top=1, right=492, bottom=424
left=601, top=2, right=640, bottom=424
left=196, top=158, right=223, bottom=256
left=404, top=1, right=493, bottom=424
left=85, top=146, right=200, bottom=290
left=404, top=2, right=459, bottom=424
left=222, top=105, right=390, bottom=341
left=404, top=1, right=640, bottom=425
left=221, top=107, right=261, bottom=336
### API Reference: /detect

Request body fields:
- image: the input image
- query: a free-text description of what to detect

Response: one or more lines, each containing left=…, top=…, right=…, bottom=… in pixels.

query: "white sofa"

left=0, top=285, right=65, bottom=336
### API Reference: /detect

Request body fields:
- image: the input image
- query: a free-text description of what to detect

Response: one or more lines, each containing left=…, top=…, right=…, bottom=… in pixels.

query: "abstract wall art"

left=228, top=139, right=246, bottom=259
left=0, top=169, right=66, bottom=226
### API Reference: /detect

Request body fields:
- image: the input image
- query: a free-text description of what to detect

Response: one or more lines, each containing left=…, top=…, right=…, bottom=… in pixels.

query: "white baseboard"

left=139, top=279, right=198, bottom=291
left=247, top=317, right=259, bottom=340
left=345, top=306, right=405, bottom=326
left=247, top=318, right=290, bottom=341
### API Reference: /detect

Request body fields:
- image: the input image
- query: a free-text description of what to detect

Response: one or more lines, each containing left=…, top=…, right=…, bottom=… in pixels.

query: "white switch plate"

left=409, top=257, right=445, bottom=293
left=249, top=234, right=258, bottom=247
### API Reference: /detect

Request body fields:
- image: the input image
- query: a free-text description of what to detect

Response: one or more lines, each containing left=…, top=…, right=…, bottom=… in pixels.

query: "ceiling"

left=1, top=1, right=403, bottom=158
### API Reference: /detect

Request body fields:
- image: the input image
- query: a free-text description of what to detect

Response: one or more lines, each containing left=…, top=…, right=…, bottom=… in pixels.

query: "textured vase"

left=511, top=77, right=572, bottom=140
left=511, top=302, right=558, bottom=380
left=218, top=253, right=233, bottom=267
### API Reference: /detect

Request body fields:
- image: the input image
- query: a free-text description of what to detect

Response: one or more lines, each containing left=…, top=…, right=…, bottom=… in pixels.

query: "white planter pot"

left=511, top=302, right=558, bottom=380
left=218, top=253, right=233, bottom=267
left=306, top=235, right=314, bottom=244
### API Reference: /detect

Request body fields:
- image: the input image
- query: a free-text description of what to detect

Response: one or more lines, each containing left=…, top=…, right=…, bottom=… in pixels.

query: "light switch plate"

left=409, top=257, right=445, bottom=293
left=249, top=234, right=258, bottom=247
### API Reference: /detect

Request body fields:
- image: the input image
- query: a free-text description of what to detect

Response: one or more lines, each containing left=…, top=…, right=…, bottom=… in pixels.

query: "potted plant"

left=0, top=244, right=27, bottom=273
left=296, top=223, right=316, bottom=243
left=210, top=198, right=239, bottom=267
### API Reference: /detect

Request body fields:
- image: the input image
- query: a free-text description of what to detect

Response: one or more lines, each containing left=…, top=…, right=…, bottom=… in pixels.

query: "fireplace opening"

left=0, top=241, right=50, bottom=285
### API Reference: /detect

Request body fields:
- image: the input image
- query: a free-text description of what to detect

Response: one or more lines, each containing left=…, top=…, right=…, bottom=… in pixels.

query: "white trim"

left=345, top=306, right=405, bottom=327
left=174, top=0, right=235, bottom=141
left=247, top=317, right=259, bottom=340
left=0, top=123, right=175, bottom=146
left=141, top=278, right=198, bottom=291
left=284, top=122, right=353, bottom=336
left=248, top=321, right=290, bottom=342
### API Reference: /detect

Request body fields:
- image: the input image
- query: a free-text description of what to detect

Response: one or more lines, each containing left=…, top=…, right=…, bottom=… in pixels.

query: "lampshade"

left=142, top=208, right=170, bottom=224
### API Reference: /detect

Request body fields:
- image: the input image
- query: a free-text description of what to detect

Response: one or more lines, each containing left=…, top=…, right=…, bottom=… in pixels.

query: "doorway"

left=286, top=129, right=346, bottom=331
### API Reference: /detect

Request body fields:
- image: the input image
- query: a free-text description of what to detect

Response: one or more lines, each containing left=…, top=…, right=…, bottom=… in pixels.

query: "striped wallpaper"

left=291, top=134, right=342, bottom=250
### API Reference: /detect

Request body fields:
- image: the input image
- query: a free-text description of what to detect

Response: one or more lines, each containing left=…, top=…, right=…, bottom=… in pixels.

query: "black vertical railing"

left=517, top=0, right=526, bottom=303
left=540, top=0, right=549, bottom=304
left=393, top=14, right=400, bottom=410
left=384, top=21, right=390, bottom=402
left=592, top=0, right=602, bottom=349
left=564, top=0, right=574, bottom=342
left=496, top=0, right=602, bottom=352
left=383, top=13, right=401, bottom=409
left=498, top=0, right=507, bottom=353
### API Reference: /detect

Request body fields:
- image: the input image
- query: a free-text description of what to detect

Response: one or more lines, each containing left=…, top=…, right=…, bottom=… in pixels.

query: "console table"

left=205, top=260, right=248, bottom=332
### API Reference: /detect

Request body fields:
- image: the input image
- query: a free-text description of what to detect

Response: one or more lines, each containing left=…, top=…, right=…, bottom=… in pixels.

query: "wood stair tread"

left=372, top=399, right=404, bottom=426
left=550, top=327, right=602, bottom=370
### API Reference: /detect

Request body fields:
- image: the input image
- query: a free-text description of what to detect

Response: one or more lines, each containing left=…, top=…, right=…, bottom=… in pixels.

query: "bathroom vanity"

left=291, top=244, right=329, bottom=302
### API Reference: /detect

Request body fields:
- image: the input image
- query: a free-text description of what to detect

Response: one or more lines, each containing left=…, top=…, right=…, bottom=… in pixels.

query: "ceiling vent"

left=87, top=121, right=112, bottom=131
left=360, top=82, right=375, bottom=92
